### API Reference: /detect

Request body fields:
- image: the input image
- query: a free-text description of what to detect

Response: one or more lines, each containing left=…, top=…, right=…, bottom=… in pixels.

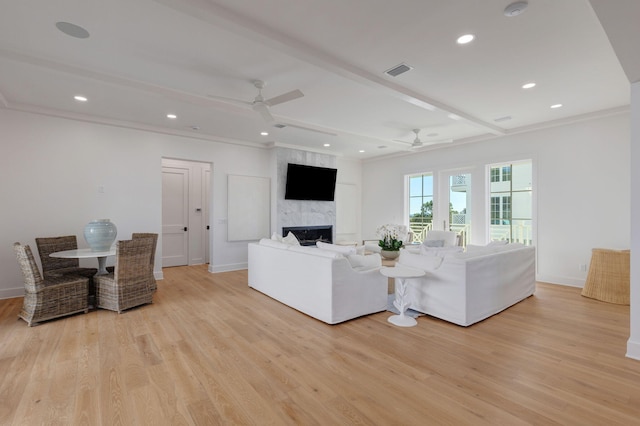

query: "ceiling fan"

left=208, top=79, right=304, bottom=123
left=394, top=129, right=453, bottom=149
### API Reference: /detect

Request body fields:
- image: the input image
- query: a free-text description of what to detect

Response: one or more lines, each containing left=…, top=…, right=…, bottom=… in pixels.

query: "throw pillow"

left=398, top=250, right=443, bottom=271
left=346, top=253, right=381, bottom=271
left=316, top=241, right=357, bottom=255
left=271, top=232, right=283, bottom=242
left=282, top=232, right=301, bottom=246
left=487, top=239, right=509, bottom=246
left=423, top=239, right=445, bottom=247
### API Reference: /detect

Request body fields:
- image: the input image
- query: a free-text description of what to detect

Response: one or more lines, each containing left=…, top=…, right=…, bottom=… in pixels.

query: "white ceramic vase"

left=380, top=249, right=400, bottom=260
left=84, top=219, right=117, bottom=252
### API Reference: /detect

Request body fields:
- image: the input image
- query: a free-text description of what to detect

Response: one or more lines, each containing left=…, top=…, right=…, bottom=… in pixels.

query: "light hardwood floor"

left=1, top=265, right=640, bottom=425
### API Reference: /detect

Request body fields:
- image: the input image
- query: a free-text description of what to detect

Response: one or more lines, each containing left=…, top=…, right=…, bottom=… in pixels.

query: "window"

left=491, top=166, right=512, bottom=182
left=502, top=166, right=511, bottom=182
left=490, top=196, right=501, bottom=224
left=408, top=173, right=433, bottom=242
left=491, top=167, right=500, bottom=182
left=489, top=161, right=532, bottom=244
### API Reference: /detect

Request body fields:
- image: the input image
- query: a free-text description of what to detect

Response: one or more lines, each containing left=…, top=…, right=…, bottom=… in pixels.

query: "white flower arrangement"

left=376, top=224, right=407, bottom=251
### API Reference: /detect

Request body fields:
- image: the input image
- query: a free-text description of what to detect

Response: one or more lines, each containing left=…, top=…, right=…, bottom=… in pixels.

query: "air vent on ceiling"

left=274, top=123, right=287, bottom=128
left=385, top=63, right=413, bottom=77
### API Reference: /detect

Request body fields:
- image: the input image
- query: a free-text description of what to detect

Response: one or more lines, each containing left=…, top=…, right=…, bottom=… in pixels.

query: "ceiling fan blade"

left=422, top=138, right=453, bottom=146
left=275, top=122, right=337, bottom=136
left=253, top=103, right=274, bottom=122
left=265, top=89, right=304, bottom=107
left=393, top=139, right=414, bottom=145
left=206, top=94, right=252, bottom=108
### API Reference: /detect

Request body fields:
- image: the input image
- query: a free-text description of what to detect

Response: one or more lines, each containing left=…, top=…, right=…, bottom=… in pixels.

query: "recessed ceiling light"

left=550, top=104, right=563, bottom=109
left=55, top=22, right=90, bottom=39
left=359, top=150, right=365, bottom=153
left=166, top=114, right=177, bottom=119
left=456, top=34, right=475, bottom=45
left=74, top=95, right=87, bottom=102
left=522, top=82, right=536, bottom=89
left=260, top=131, right=269, bottom=136
left=323, top=143, right=331, bottom=147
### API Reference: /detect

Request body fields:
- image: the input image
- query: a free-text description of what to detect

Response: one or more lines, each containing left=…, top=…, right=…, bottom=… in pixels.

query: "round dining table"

left=50, top=247, right=116, bottom=275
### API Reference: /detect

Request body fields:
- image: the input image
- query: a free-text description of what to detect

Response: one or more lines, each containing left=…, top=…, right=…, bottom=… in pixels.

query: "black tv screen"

left=284, top=163, right=337, bottom=201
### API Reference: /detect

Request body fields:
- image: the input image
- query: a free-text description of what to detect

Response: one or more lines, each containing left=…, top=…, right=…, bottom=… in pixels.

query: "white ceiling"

left=0, top=0, right=631, bottom=159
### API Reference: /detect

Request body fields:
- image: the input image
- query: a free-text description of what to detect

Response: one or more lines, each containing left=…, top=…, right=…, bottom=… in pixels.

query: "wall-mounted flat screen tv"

left=284, top=163, right=337, bottom=201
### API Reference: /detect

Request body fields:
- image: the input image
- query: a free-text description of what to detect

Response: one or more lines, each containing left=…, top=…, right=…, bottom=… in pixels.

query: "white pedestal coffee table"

left=380, top=265, right=426, bottom=327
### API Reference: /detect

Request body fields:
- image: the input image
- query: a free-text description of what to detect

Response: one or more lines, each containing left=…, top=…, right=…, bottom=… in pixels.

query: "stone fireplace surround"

left=275, top=147, right=337, bottom=244
left=282, top=225, right=332, bottom=246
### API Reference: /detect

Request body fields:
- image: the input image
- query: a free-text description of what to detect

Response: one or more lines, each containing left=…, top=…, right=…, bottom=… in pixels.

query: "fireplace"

left=282, top=225, right=333, bottom=246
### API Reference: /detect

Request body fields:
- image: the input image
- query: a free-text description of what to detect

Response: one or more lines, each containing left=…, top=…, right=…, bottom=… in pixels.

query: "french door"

left=437, top=170, right=472, bottom=246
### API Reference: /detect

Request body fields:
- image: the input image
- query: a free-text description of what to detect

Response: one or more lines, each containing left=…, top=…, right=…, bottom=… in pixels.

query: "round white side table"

left=380, top=265, right=426, bottom=327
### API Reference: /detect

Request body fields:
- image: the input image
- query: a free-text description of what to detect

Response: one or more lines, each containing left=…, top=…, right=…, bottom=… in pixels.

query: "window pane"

left=407, top=173, right=433, bottom=242
left=409, top=176, right=423, bottom=197
left=488, top=161, right=532, bottom=244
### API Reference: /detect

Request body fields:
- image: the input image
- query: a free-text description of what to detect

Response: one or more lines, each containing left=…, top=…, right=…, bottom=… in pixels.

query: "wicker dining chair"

left=35, top=235, right=97, bottom=279
left=132, top=233, right=158, bottom=292
left=106, top=233, right=158, bottom=292
left=95, top=238, right=154, bottom=313
left=13, top=242, right=89, bottom=326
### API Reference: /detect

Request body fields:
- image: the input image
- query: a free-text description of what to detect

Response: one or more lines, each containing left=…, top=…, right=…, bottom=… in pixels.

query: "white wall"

left=629, top=81, right=640, bottom=360
left=0, top=108, right=273, bottom=297
left=336, top=157, right=362, bottom=244
left=362, top=113, right=630, bottom=287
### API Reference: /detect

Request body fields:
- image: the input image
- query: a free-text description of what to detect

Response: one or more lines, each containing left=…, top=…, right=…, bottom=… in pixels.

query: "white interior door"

left=204, top=168, right=211, bottom=264
left=162, top=166, right=189, bottom=267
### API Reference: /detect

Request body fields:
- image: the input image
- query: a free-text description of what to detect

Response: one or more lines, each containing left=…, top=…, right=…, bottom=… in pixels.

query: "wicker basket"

left=581, top=248, right=630, bottom=305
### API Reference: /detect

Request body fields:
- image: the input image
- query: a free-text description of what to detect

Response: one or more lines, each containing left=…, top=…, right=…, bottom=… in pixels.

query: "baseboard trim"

left=209, top=263, right=248, bottom=273
left=0, top=287, right=23, bottom=300
left=627, top=339, right=640, bottom=361
left=535, top=274, right=584, bottom=287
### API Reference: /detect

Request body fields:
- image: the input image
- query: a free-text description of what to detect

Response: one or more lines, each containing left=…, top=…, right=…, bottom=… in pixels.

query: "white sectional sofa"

left=398, top=242, right=536, bottom=326
left=248, top=239, right=388, bottom=324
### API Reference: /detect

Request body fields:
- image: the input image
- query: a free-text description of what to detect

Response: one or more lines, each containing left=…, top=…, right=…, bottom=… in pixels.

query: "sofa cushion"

left=316, top=241, right=357, bottom=255
left=259, top=238, right=291, bottom=250
left=425, top=230, right=458, bottom=247
left=419, top=245, right=464, bottom=257
left=399, top=250, right=443, bottom=271
left=346, top=253, right=381, bottom=271
left=422, top=239, right=444, bottom=247
left=288, top=245, right=344, bottom=258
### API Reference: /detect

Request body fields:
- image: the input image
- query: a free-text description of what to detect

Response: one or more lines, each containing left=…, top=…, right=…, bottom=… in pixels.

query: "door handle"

left=184, top=227, right=188, bottom=231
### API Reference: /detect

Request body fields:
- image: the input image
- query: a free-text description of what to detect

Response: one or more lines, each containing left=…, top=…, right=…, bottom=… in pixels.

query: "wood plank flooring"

left=1, top=264, right=639, bottom=425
